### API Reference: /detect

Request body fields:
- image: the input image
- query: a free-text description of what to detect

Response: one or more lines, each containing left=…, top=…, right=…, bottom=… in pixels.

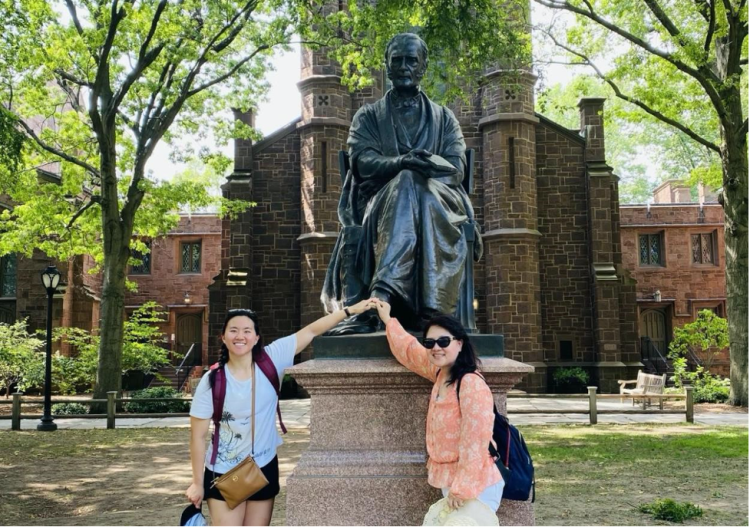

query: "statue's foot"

left=324, top=313, right=382, bottom=336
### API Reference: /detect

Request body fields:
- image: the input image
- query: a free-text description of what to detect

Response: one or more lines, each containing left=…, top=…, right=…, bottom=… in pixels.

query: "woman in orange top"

left=373, top=300, right=504, bottom=512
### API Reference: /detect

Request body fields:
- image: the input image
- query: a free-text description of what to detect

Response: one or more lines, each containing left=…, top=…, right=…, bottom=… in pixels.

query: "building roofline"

left=535, top=113, right=586, bottom=145
left=253, top=116, right=303, bottom=156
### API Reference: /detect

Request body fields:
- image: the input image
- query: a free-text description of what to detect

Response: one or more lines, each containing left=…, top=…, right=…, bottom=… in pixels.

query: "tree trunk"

left=720, top=104, right=748, bottom=407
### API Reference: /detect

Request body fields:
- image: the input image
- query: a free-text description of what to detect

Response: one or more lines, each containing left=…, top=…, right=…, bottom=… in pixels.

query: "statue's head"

left=385, top=33, right=429, bottom=91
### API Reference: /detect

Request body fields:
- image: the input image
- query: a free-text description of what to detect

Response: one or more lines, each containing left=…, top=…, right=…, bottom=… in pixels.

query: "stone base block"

left=286, top=353, right=535, bottom=525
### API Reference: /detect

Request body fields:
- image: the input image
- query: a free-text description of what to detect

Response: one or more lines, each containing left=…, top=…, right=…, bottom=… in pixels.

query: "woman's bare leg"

left=207, top=498, right=246, bottom=526
left=243, top=498, right=275, bottom=526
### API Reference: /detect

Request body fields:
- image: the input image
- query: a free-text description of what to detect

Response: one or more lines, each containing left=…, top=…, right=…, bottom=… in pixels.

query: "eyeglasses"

left=422, top=336, right=458, bottom=349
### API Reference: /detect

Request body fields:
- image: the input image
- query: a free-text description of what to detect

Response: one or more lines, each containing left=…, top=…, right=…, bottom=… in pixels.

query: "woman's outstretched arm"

left=294, top=298, right=377, bottom=354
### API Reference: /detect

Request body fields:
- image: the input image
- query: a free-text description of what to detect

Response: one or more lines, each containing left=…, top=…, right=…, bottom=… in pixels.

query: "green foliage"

left=314, top=0, right=532, bottom=103
left=0, top=319, right=44, bottom=397
left=669, top=310, right=730, bottom=403
left=669, top=310, right=729, bottom=363
left=123, top=386, right=190, bottom=414
left=52, top=402, right=88, bottom=415
left=638, top=498, right=703, bottom=523
left=52, top=302, right=171, bottom=393
left=552, top=367, right=589, bottom=388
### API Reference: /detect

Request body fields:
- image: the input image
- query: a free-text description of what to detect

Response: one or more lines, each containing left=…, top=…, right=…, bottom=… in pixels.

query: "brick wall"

left=621, top=203, right=727, bottom=374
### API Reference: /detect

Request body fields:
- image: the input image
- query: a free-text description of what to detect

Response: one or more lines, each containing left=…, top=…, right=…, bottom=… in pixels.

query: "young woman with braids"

left=373, top=300, right=504, bottom=516
left=186, top=299, right=375, bottom=526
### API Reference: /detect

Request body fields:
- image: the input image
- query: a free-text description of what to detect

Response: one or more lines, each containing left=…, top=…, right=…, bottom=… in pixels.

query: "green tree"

left=0, top=319, right=44, bottom=398
left=535, top=0, right=748, bottom=406
left=0, top=0, right=292, bottom=404
left=53, top=301, right=171, bottom=393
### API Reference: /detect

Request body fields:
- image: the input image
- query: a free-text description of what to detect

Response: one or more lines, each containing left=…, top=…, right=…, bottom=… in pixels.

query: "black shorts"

left=203, top=456, right=280, bottom=502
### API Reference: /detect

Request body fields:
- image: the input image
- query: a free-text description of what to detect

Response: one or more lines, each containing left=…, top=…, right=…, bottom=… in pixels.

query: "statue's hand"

left=400, top=150, right=433, bottom=173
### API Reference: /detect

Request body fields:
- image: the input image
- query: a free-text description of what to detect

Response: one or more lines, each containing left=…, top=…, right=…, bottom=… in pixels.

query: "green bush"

left=694, top=374, right=730, bottom=403
left=638, top=498, right=703, bottom=522
left=52, top=402, right=89, bottom=415
left=122, top=386, right=190, bottom=413
left=553, top=367, right=589, bottom=390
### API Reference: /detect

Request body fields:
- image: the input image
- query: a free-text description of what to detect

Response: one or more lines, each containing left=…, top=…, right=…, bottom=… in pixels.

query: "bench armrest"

left=617, top=380, right=638, bottom=386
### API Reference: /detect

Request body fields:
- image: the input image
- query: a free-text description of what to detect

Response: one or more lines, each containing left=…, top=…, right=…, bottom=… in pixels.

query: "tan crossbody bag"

left=210, top=366, right=269, bottom=510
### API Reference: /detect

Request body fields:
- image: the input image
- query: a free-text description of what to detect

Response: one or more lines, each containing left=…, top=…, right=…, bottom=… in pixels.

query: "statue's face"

left=386, top=39, right=425, bottom=91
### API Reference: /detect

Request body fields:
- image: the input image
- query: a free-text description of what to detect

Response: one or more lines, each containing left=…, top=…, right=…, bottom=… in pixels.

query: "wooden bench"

left=618, top=370, right=668, bottom=409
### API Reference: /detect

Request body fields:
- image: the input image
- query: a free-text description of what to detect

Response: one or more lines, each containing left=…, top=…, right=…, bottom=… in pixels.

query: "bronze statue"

left=322, top=33, right=482, bottom=333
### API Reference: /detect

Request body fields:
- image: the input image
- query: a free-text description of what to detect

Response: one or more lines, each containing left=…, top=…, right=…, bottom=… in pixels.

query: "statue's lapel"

left=377, top=92, right=400, bottom=157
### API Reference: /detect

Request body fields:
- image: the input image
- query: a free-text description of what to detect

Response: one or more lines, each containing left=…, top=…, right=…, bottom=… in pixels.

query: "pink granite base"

left=286, top=357, right=535, bottom=526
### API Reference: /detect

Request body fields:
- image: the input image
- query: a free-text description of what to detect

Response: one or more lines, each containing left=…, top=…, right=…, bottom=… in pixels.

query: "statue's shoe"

left=324, top=313, right=383, bottom=336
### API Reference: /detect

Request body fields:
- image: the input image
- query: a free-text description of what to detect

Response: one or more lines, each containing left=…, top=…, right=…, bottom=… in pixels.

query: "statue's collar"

left=389, top=89, right=422, bottom=109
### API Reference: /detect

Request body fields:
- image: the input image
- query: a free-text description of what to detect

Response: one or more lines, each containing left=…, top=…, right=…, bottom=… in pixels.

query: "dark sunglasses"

left=422, top=336, right=458, bottom=349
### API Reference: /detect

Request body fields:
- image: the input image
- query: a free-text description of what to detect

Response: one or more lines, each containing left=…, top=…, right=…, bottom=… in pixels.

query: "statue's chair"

left=335, top=149, right=478, bottom=331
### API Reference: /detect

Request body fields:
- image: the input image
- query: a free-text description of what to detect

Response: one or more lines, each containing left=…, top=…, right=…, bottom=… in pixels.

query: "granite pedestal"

left=285, top=333, right=535, bottom=526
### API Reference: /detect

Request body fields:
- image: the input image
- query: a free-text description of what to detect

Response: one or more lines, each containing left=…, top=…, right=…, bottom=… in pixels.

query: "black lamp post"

left=38, top=265, right=61, bottom=432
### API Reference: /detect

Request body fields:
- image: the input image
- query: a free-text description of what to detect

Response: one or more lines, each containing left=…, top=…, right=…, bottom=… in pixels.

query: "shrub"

left=123, top=386, right=190, bottom=413
left=638, top=498, right=703, bottom=522
left=52, top=402, right=89, bottom=415
left=553, top=367, right=589, bottom=391
left=694, top=375, right=730, bottom=403
left=0, top=319, right=44, bottom=397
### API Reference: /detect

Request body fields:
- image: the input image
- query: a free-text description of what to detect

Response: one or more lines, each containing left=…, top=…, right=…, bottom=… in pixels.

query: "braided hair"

left=209, top=309, right=264, bottom=389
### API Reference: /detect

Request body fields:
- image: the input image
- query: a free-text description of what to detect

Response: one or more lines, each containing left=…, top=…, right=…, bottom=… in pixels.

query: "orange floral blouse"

left=386, top=318, right=502, bottom=500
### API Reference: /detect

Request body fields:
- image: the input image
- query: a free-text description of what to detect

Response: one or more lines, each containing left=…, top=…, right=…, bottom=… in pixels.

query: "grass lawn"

left=0, top=424, right=746, bottom=526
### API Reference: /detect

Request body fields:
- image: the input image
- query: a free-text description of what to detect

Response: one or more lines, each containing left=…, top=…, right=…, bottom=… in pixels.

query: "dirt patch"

left=0, top=427, right=307, bottom=526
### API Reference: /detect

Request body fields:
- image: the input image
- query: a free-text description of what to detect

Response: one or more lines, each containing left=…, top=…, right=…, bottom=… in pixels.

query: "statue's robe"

left=322, top=90, right=482, bottom=320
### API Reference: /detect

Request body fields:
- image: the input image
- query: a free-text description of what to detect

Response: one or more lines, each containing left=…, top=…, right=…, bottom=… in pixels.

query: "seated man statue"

left=322, top=32, right=482, bottom=333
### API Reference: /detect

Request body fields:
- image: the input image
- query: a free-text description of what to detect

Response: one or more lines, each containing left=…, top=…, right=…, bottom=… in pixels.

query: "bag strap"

left=456, top=371, right=508, bottom=465
left=255, top=349, right=287, bottom=434
left=209, top=366, right=226, bottom=466
left=251, top=364, right=256, bottom=455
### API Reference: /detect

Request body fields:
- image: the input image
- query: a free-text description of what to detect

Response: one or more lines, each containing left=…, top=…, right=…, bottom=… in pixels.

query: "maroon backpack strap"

left=209, top=365, right=226, bottom=465
left=255, top=349, right=287, bottom=434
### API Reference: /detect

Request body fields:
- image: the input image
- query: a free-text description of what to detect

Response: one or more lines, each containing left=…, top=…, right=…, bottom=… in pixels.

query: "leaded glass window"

left=0, top=254, right=17, bottom=297
left=181, top=241, right=201, bottom=273
left=130, top=241, right=152, bottom=275
left=692, top=232, right=716, bottom=264
left=639, top=233, right=664, bottom=266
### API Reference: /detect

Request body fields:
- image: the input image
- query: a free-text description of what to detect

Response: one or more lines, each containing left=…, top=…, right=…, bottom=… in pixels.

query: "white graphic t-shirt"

left=190, top=334, right=296, bottom=472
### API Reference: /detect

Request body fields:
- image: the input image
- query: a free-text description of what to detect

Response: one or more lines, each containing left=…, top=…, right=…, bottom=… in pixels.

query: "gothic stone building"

left=208, top=48, right=640, bottom=393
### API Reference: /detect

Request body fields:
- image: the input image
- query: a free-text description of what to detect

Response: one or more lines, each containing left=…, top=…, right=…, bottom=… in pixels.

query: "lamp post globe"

left=38, top=265, right=61, bottom=432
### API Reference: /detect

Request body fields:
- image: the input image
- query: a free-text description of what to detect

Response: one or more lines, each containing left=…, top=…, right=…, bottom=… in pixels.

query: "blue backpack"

left=457, top=373, right=536, bottom=502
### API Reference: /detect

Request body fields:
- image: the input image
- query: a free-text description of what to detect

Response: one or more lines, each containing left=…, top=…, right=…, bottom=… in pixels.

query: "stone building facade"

left=620, top=181, right=728, bottom=376
left=209, top=50, right=641, bottom=392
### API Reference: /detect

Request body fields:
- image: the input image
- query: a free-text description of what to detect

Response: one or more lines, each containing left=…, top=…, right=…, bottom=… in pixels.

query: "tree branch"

left=534, top=0, right=726, bottom=120
left=704, top=0, right=716, bottom=54
left=542, top=30, right=721, bottom=153
left=117, top=109, right=140, bottom=139
left=54, top=69, right=92, bottom=87
left=16, top=118, right=102, bottom=177
left=66, top=196, right=101, bottom=231
left=741, top=118, right=748, bottom=137
left=643, top=0, right=690, bottom=47
left=110, top=0, right=169, bottom=110
left=692, top=0, right=711, bottom=22
left=187, top=45, right=270, bottom=96
left=534, top=0, right=720, bottom=86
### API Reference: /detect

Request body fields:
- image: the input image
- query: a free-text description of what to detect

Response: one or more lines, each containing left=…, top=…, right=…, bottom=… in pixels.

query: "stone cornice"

left=622, top=222, right=724, bottom=228
left=478, top=113, right=540, bottom=129
left=482, top=228, right=542, bottom=241
left=297, top=117, right=351, bottom=132
left=297, top=74, right=343, bottom=90
left=297, top=231, right=339, bottom=242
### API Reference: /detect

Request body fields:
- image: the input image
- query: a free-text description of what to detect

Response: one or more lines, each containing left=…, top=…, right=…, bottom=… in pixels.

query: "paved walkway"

left=2, top=398, right=746, bottom=431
